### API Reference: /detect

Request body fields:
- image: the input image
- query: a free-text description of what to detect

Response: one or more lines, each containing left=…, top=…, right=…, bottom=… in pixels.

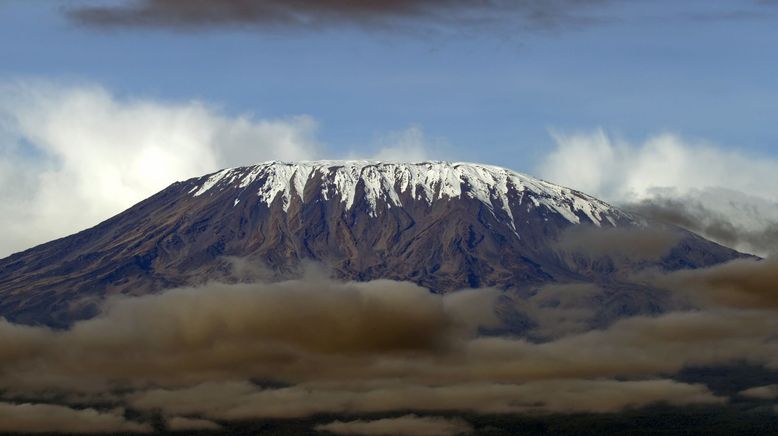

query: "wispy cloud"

left=624, top=196, right=778, bottom=258
left=315, top=414, right=473, bottom=436
left=353, top=125, right=443, bottom=162
left=65, top=0, right=613, bottom=35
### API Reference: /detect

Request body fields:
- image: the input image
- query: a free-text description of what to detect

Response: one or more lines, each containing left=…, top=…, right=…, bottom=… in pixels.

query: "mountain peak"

left=187, top=160, right=625, bottom=228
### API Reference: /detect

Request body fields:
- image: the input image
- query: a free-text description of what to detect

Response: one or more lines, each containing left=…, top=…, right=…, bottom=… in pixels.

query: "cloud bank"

left=0, top=402, right=150, bottom=433
left=538, top=129, right=778, bottom=256
left=661, top=257, right=778, bottom=309
left=0, top=263, right=775, bottom=432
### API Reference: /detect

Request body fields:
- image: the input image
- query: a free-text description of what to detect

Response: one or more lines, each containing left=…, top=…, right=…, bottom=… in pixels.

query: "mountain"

left=0, top=161, right=742, bottom=328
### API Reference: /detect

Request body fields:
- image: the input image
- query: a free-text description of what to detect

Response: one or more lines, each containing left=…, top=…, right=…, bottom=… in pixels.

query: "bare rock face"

left=0, top=161, right=742, bottom=327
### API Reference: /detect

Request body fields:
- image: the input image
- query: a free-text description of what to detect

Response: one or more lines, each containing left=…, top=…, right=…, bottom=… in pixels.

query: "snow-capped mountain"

left=190, top=161, right=628, bottom=228
left=0, top=161, right=741, bottom=327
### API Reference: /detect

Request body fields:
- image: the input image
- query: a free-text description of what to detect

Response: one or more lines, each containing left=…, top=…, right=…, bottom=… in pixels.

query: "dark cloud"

left=315, top=414, right=473, bottom=436
left=166, top=416, right=222, bottom=431
left=128, top=379, right=722, bottom=419
left=0, top=264, right=776, bottom=431
left=0, top=274, right=503, bottom=393
left=661, top=257, right=778, bottom=309
left=66, top=0, right=611, bottom=34
left=0, top=402, right=149, bottom=433
left=624, top=197, right=778, bottom=257
left=739, top=384, right=778, bottom=400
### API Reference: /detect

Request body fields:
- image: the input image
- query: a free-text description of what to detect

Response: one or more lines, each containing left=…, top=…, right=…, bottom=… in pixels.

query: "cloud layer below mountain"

left=315, top=414, right=473, bottom=436
left=0, top=262, right=775, bottom=432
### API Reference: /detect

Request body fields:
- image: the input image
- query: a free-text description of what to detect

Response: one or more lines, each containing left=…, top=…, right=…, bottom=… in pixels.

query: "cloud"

left=660, top=257, right=778, bottom=309
left=0, top=257, right=776, bottom=430
left=66, top=0, right=612, bottom=34
left=0, top=402, right=150, bottom=433
left=368, top=126, right=434, bottom=162
left=0, top=270, right=775, bottom=431
left=315, top=414, right=472, bottom=435
left=129, top=379, right=723, bottom=420
left=0, top=81, right=319, bottom=258
left=506, top=283, right=611, bottom=339
left=540, top=130, right=778, bottom=202
left=534, top=309, right=778, bottom=377
left=166, top=416, right=222, bottom=431
left=0, top=274, right=503, bottom=392
left=537, top=129, right=778, bottom=256
left=623, top=196, right=778, bottom=258
left=739, top=384, right=778, bottom=400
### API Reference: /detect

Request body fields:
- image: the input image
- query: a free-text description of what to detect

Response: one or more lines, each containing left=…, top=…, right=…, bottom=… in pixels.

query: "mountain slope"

left=0, top=161, right=741, bottom=327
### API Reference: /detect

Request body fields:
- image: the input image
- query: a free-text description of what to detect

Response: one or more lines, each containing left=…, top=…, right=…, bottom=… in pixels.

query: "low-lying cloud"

left=0, top=274, right=501, bottom=393
left=0, top=402, right=150, bottom=434
left=624, top=195, right=778, bottom=258
left=0, top=263, right=775, bottom=432
left=315, top=414, right=473, bottom=436
left=165, top=416, right=222, bottom=431
left=660, top=257, right=778, bottom=309
left=739, top=384, right=778, bottom=400
left=128, top=378, right=723, bottom=420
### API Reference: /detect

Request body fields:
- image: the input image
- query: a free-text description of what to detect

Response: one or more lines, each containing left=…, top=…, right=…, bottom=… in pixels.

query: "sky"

left=1, top=0, right=777, bottom=255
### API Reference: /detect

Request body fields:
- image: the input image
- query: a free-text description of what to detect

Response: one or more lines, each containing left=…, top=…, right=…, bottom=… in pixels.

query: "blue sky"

left=2, top=0, right=777, bottom=169
left=1, top=0, right=778, bottom=255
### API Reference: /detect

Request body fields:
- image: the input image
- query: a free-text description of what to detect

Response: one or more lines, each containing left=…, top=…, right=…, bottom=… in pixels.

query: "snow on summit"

left=188, top=161, right=624, bottom=227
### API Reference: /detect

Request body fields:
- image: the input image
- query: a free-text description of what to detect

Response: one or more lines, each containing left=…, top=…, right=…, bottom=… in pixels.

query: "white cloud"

left=537, top=129, right=778, bottom=256
left=0, top=81, right=458, bottom=257
left=369, top=125, right=432, bottom=161
left=540, top=129, right=778, bottom=202
left=0, top=81, right=320, bottom=257
left=344, top=125, right=450, bottom=162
